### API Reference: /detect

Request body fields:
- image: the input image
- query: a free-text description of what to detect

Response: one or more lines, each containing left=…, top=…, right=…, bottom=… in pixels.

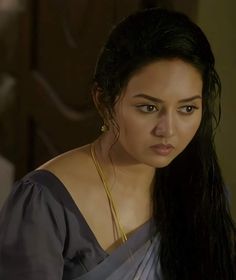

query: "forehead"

left=120, top=58, right=203, bottom=102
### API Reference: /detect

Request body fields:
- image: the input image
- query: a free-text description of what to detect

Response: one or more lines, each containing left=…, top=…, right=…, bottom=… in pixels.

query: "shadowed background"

left=0, top=0, right=235, bottom=220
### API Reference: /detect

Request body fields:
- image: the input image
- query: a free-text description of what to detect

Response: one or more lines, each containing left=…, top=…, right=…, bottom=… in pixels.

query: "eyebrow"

left=133, top=93, right=202, bottom=103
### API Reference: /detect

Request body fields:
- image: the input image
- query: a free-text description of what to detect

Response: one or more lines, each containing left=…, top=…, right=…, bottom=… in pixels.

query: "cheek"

left=116, top=113, right=150, bottom=146
left=179, top=117, right=202, bottom=145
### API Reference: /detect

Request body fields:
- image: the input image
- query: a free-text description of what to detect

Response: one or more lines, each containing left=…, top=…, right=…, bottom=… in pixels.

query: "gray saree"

left=0, top=170, right=163, bottom=280
left=77, top=222, right=163, bottom=280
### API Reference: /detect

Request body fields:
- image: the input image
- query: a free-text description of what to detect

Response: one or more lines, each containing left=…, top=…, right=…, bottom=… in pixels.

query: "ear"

left=92, top=84, right=107, bottom=120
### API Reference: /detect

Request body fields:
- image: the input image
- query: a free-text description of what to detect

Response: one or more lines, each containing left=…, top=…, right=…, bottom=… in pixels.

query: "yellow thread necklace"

left=90, top=142, right=128, bottom=244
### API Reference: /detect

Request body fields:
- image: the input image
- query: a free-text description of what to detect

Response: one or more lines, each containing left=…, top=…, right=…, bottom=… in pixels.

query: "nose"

left=153, top=111, right=175, bottom=138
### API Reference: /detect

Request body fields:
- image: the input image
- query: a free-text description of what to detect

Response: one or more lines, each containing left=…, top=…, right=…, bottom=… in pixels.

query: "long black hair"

left=93, top=8, right=236, bottom=279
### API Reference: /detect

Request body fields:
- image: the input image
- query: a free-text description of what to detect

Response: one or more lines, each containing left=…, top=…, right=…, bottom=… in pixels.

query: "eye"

left=178, top=105, right=198, bottom=114
left=136, top=104, right=158, bottom=113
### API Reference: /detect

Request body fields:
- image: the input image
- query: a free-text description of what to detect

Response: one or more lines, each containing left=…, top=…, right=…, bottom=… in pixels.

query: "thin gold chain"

left=90, top=143, right=128, bottom=244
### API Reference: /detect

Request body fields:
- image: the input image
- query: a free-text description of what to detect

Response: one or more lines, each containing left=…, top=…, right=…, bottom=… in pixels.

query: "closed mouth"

left=150, top=144, right=174, bottom=156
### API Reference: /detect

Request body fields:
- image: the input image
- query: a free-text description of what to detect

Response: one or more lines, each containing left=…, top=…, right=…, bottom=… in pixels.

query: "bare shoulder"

left=38, top=144, right=91, bottom=174
left=37, top=143, right=112, bottom=249
left=37, top=143, right=98, bottom=205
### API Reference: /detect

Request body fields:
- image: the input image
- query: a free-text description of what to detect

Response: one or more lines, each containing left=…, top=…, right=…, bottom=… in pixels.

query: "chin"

left=148, top=157, right=174, bottom=168
left=154, top=162, right=172, bottom=168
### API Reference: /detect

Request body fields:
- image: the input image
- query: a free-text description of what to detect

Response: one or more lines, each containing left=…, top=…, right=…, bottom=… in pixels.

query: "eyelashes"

left=136, top=104, right=158, bottom=113
left=135, top=104, right=200, bottom=115
left=177, top=105, right=199, bottom=114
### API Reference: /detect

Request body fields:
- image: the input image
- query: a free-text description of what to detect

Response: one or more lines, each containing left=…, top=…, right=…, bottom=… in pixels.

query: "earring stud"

left=101, top=123, right=109, bottom=132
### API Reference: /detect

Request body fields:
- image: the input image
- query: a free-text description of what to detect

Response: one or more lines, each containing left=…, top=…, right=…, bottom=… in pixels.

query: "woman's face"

left=110, top=58, right=203, bottom=168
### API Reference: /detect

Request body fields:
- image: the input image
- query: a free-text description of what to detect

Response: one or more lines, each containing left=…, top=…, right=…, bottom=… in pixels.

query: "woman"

left=0, top=8, right=235, bottom=280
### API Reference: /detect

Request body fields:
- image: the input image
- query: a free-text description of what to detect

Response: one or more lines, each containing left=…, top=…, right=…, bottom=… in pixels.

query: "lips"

left=150, top=144, right=174, bottom=156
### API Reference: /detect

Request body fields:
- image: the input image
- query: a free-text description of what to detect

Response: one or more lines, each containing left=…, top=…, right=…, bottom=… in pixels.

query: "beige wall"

left=197, top=0, right=236, bottom=220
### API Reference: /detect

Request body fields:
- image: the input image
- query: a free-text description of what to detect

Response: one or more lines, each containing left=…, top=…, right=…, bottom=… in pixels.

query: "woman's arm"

left=0, top=177, right=66, bottom=280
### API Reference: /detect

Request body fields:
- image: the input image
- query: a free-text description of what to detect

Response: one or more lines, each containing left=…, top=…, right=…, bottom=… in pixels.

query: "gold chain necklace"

left=90, top=142, right=128, bottom=244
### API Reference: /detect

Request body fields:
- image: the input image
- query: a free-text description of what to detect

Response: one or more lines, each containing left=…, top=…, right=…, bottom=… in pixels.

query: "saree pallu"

left=75, top=221, right=163, bottom=280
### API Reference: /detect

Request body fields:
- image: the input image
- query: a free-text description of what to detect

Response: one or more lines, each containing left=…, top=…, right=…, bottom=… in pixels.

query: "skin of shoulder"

left=38, top=145, right=90, bottom=179
left=37, top=145, right=121, bottom=251
left=37, top=144, right=101, bottom=209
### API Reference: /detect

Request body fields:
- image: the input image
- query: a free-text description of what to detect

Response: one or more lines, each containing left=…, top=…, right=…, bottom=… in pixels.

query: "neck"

left=93, top=133, right=156, bottom=193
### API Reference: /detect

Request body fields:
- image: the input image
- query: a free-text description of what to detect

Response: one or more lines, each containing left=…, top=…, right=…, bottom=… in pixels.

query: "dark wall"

left=0, top=0, right=198, bottom=179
